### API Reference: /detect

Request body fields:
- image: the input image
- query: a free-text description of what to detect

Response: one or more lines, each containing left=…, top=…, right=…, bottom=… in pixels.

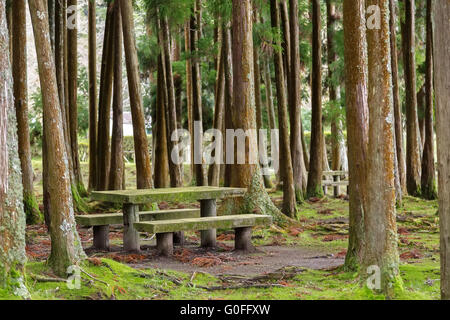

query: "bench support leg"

left=334, top=176, right=340, bottom=197
left=93, top=225, right=110, bottom=251
left=234, top=227, right=255, bottom=252
left=123, top=204, right=140, bottom=252
left=200, top=199, right=216, bottom=248
left=156, top=233, right=173, bottom=256
left=173, top=231, right=185, bottom=246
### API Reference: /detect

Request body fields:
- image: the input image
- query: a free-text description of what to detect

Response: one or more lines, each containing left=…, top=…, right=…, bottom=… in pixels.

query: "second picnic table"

left=90, top=186, right=247, bottom=252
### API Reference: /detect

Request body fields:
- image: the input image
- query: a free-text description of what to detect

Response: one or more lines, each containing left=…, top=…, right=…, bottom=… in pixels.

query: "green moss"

left=306, top=184, right=324, bottom=199
left=72, top=184, right=90, bottom=213
left=23, top=192, right=43, bottom=225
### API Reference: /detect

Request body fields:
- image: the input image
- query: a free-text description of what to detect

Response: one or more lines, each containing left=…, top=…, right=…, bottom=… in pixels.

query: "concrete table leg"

left=123, top=203, right=140, bottom=252
left=93, top=225, right=110, bottom=251
left=200, top=199, right=216, bottom=248
left=157, top=233, right=174, bottom=256
left=173, top=231, right=185, bottom=246
left=235, top=227, right=255, bottom=252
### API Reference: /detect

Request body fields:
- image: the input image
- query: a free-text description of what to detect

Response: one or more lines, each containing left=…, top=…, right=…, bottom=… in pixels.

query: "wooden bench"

left=322, top=171, right=349, bottom=196
left=76, top=208, right=200, bottom=250
left=134, top=214, right=273, bottom=256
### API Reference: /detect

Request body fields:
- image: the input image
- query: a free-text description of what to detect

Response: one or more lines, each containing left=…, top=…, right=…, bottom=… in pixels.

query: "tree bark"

left=401, top=0, right=422, bottom=196
left=109, top=1, right=124, bottom=191
left=363, top=0, right=400, bottom=297
left=270, top=0, right=297, bottom=217
left=389, top=0, right=407, bottom=193
left=96, top=3, right=114, bottom=191
left=223, top=24, right=234, bottom=188
left=343, top=0, right=368, bottom=271
left=289, top=0, right=306, bottom=199
left=0, top=1, right=28, bottom=293
left=12, top=0, right=42, bottom=224
left=120, top=0, right=153, bottom=189
left=307, top=0, right=323, bottom=198
left=434, top=0, right=450, bottom=300
left=88, top=0, right=97, bottom=191
left=185, top=21, right=195, bottom=182
left=421, top=0, right=437, bottom=200
left=29, top=0, right=86, bottom=276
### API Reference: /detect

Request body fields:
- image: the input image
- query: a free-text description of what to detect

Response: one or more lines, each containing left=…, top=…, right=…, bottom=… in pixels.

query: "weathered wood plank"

left=90, top=186, right=247, bottom=204
left=134, top=214, right=273, bottom=234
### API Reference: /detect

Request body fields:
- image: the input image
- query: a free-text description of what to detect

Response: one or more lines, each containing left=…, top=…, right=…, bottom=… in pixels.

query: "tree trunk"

left=389, top=0, right=407, bottom=193
left=401, top=0, right=422, bottom=196
left=221, top=0, right=291, bottom=226
left=67, top=0, right=84, bottom=195
left=223, top=24, right=234, bottom=188
left=161, top=15, right=183, bottom=188
left=434, top=0, right=450, bottom=300
left=421, top=0, right=437, bottom=200
left=120, top=0, right=153, bottom=189
left=96, top=3, right=114, bottom=191
left=0, top=1, right=28, bottom=294
left=343, top=0, right=368, bottom=271
left=29, top=0, right=86, bottom=276
left=307, top=0, right=323, bottom=198
left=289, top=0, right=306, bottom=199
left=185, top=21, right=195, bottom=183
left=12, top=0, right=42, bottom=224
left=363, top=0, right=400, bottom=297
left=88, top=0, right=97, bottom=191
left=109, top=1, right=124, bottom=191
left=269, top=0, right=297, bottom=217
left=191, top=0, right=207, bottom=186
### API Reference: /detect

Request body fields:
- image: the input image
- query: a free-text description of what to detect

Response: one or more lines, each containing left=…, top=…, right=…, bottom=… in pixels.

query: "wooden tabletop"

left=90, top=186, right=247, bottom=204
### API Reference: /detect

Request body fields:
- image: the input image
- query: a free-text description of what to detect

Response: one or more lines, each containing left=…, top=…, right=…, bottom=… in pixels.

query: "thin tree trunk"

left=363, top=0, right=400, bottom=297
left=389, top=0, right=407, bottom=193
left=109, top=1, right=124, bottom=191
left=343, top=0, right=368, bottom=271
left=402, top=0, right=422, bottom=196
left=96, top=3, right=114, bottom=191
left=120, top=0, right=153, bottom=189
left=185, top=21, right=194, bottom=183
left=88, top=0, right=97, bottom=191
left=434, top=0, right=450, bottom=300
left=12, top=0, right=42, bottom=224
left=270, top=0, right=297, bottom=217
left=29, top=0, right=86, bottom=276
left=421, top=0, right=437, bottom=200
left=191, top=0, right=207, bottom=186
left=289, top=0, right=306, bottom=199
left=0, top=0, right=28, bottom=292
left=223, top=24, right=234, bottom=188
left=307, top=0, right=323, bottom=198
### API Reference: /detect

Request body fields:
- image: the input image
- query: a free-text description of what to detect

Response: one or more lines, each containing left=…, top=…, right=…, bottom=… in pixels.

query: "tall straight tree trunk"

left=402, top=0, right=422, bottom=196
left=389, top=0, right=407, bottom=193
left=191, top=0, right=207, bottom=186
left=161, top=15, right=183, bottom=187
left=48, top=0, right=55, bottom=50
left=120, top=0, right=153, bottom=189
left=0, top=1, right=28, bottom=294
left=88, top=0, right=97, bottom=191
left=154, top=52, right=170, bottom=188
left=270, top=0, right=297, bottom=217
left=289, top=0, right=306, bottom=199
left=223, top=24, right=234, bottom=188
left=434, top=0, right=450, bottom=300
left=421, top=0, right=437, bottom=200
left=109, top=1, right=124, bottom=191
left=67, top=0, right=84, bottom=194
left=185, top=21, right=195, bottom=182
left=307, top=0, right=323, bottom=198
left=363, top=0, right=401, bottom=297
left=29, top=0, right=85, bottom=276
left=343, top=0, right=368, bottom=271
left=96, top=3, right=114, bottom=191
left=12, top=0, right=42, bottom=224
left=327, top=0, right=343, bottom=197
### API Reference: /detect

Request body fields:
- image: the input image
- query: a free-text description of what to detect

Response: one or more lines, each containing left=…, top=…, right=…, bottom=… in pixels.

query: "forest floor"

left=12, top=161, right=441, bottom=300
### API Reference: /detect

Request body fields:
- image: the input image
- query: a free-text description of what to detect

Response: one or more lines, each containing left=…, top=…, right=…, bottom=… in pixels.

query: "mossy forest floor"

left=11, top=162, right=441, bottom=300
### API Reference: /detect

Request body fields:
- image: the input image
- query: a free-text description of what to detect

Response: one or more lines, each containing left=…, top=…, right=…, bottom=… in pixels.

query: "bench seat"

left=134, top=214, right=272, bottom=255
left=76, top=208, right=200, bottom=250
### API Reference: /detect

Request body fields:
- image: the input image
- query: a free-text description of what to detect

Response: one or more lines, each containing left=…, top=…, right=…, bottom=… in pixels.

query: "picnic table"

left=90, top=186, right=247, bottom=252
